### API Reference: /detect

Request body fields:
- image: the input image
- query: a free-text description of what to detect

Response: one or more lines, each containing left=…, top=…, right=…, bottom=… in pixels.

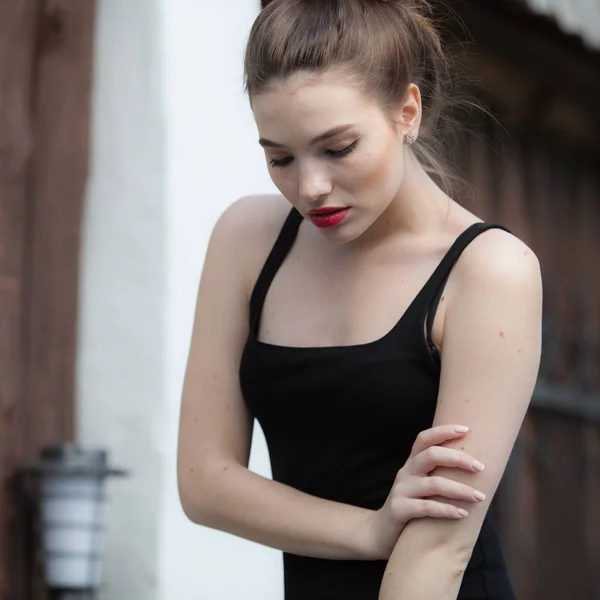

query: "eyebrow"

left=258, top=124, right=355, bottom=149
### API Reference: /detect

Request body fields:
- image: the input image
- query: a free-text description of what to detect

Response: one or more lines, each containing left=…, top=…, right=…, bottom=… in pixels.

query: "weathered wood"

left=495, top=140, right=533, bottom=243
left=458, top=72, right=600, bottom=600
left=443, top=0, right=600, bottom=128
left=464, top=131, right=495, bottom=221
left=24, top=0, right=96, bottom=451
left=0, top=2, right=38, bottom=598
left=0, top=1, right=96, bottom=598
left=533, top=412, right=591, bottom=599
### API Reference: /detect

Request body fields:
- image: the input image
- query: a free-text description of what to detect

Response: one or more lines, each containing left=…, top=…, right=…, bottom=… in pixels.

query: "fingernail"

left=458, top=509, right=469, bottom=517
left=474, top=491, right=486, bottom=502
left=472, top=461, right=485, bottom=472
left=455, top=426, right=469, bottom=433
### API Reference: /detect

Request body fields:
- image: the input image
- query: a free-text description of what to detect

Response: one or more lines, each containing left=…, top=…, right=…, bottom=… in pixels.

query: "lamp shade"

left=25, top=445, right=127, bottom=591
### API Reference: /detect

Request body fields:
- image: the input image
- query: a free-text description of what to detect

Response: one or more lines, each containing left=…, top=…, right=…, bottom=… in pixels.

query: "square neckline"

left=249, top=216, right=491, bottom=353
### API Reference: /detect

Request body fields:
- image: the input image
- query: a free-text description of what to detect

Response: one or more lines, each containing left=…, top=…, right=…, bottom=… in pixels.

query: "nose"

left=298, top=164, right=332, bottom=203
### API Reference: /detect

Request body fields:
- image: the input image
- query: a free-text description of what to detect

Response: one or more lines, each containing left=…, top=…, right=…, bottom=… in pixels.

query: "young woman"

left=177, top=1, right=542, bottom=598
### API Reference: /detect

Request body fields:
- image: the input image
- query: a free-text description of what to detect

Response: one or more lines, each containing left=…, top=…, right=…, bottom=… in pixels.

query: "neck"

left=353, top=151, right=453, bottom=250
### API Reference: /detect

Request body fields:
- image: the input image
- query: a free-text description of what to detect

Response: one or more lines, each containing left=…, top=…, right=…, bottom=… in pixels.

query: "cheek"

left=349, top=139, right=403, bottom=194
left=268, top=167, right=295, bottom=194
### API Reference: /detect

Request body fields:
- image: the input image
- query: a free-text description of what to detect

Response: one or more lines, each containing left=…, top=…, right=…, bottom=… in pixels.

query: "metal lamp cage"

left=23, top=445, right=128, bottom=598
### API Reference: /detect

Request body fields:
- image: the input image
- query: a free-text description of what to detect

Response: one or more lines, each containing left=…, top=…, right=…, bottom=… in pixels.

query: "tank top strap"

left=420, top=222, right=512, bottom=342
left=249, top=208, right=304, bottom=334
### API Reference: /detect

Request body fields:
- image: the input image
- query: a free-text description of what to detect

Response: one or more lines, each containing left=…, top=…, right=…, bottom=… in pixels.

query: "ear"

left=393, top=83, right=422, bottom=139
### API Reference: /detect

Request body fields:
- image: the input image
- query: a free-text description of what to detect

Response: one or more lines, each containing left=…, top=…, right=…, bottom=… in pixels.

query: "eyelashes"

left=329, top=140, right=359, bottom=159
left=269, top=156, right=294, bottom=168
left=269, top=141, right=359, bottom=169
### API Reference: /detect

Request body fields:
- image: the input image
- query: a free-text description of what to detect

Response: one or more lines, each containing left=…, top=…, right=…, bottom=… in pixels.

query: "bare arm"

left=379, top=230, right=543, bottom=599
left=177, top=196, right=376, bottom=560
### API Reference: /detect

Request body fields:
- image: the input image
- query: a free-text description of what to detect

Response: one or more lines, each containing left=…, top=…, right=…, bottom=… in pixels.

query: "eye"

left=327, top=141, right=358, bottom=158
left=269, top=156, right=293, bottom=168
left=268, top=140, right=359, bottom=169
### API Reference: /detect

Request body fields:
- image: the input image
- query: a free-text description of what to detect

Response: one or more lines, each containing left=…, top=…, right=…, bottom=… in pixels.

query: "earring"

left=404, top=133, right=416, bottom=145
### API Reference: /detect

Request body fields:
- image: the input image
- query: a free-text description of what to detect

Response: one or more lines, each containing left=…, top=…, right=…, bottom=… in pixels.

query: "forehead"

left=251, top=70, right=382, bottom=138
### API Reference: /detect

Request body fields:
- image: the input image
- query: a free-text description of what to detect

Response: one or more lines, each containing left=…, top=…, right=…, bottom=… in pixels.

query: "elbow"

left=177, top=460, right=236, bottom=528
left=177, top=464, right=216, bottom=526
left=417, top=543, right=474, bottom=583
left=177, top=477, right=206, bottom=525
left=445, top=543, right=475, bottom=576
left=178, top=486, right=206, bottom=525
left=423, top=536, right=476, bottom=573
left=432, top=536, right=478, bottom=581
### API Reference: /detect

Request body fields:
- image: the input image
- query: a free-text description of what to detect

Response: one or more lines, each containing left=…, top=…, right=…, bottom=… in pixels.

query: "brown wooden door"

left=456, top=116, right=600, bottom=600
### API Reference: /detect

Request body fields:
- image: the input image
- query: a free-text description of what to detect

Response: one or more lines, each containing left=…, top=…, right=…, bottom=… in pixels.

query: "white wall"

left=159, top=1, right=282, bottom=598
left=77, top=0, right=167, bottom=598
left=77, top=1, right=282, bottom=599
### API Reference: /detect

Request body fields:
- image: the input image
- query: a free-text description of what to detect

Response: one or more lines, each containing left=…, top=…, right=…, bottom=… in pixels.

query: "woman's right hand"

left=363, top=425, right=487, bottom=561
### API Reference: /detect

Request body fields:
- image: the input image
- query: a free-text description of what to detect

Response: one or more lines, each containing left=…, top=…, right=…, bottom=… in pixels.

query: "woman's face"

left=251, top=69, right=419, bottom=244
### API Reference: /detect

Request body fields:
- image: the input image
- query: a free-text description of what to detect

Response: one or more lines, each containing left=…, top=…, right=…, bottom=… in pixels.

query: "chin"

left=314, top=221, right=368, bottom=245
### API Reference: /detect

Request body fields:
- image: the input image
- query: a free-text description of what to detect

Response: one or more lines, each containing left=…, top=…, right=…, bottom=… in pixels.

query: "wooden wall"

left=0, top=1, right=96, bottom=598
left=457, top=127, right=600, bottom=599
left=444, top=1, right=600, bottom=596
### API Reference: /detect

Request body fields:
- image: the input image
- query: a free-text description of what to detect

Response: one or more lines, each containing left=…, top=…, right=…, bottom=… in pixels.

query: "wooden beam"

left=24, top=0, right=96, bottom=451
left=441, top=0, right=600, bottom=128
left=0, top=1, right=97, bottom=598
left=0, top=2, right=38, bottom=598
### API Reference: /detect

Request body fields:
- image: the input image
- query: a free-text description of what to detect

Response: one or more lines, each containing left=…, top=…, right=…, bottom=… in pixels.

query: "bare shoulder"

left=453, top=227, right=543, bottom=295
left=214, top=194, right=292, bottom=241
left=210, top=194, right=293, bottom=293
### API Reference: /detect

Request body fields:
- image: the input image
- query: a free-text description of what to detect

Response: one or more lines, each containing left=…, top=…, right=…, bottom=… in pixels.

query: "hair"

left=244, top=0, right=478, bottom=200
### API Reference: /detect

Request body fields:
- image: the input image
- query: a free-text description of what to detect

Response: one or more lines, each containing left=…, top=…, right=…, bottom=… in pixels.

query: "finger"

left=411, top=446, right=485, bottom=476
left=408, top=476, right=486, bottom=503
left=395, top=498, right=469, bottom=521
left=411, top=425, right=470, bottom=456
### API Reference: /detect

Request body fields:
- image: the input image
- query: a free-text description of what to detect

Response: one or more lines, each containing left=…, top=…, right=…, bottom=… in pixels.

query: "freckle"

left=518, top=349, right=522, bottom=353
left=460, top=446, right=465, bottom=450
left=190, top=468, right=194, bottom=472
left=223, top=466, right=229, bottom=471
left=465, top=398, right=470, bottom=403
left=499, top=331, right=505, bottom=338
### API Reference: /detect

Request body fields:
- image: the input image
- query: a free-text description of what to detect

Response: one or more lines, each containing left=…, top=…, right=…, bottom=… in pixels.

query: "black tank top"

left=240, top=208, right=516, bottom=600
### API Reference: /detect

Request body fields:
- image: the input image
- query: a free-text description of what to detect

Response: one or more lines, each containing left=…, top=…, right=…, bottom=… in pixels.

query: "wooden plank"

left=0, top=2, right=38, bottom=598
left=513, top=417, right=539, bottom=599
left=584, top=424, right=600, bottom=596
left=495, top=139, right=533, bottom=243
left=0, top=1, right=97, bottom=597
left=23, top=0, right=97, bottom=451
left=443, top=0, right=600, bottom=125
left=574, top=168, right=600, bottom=393
left=534, top=412, right=589, bottom=599
left=464, top=128, right=495, bottom=221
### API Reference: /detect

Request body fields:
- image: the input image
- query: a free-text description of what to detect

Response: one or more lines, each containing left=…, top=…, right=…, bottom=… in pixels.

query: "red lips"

left=308, top=207, right=350, bottom=228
